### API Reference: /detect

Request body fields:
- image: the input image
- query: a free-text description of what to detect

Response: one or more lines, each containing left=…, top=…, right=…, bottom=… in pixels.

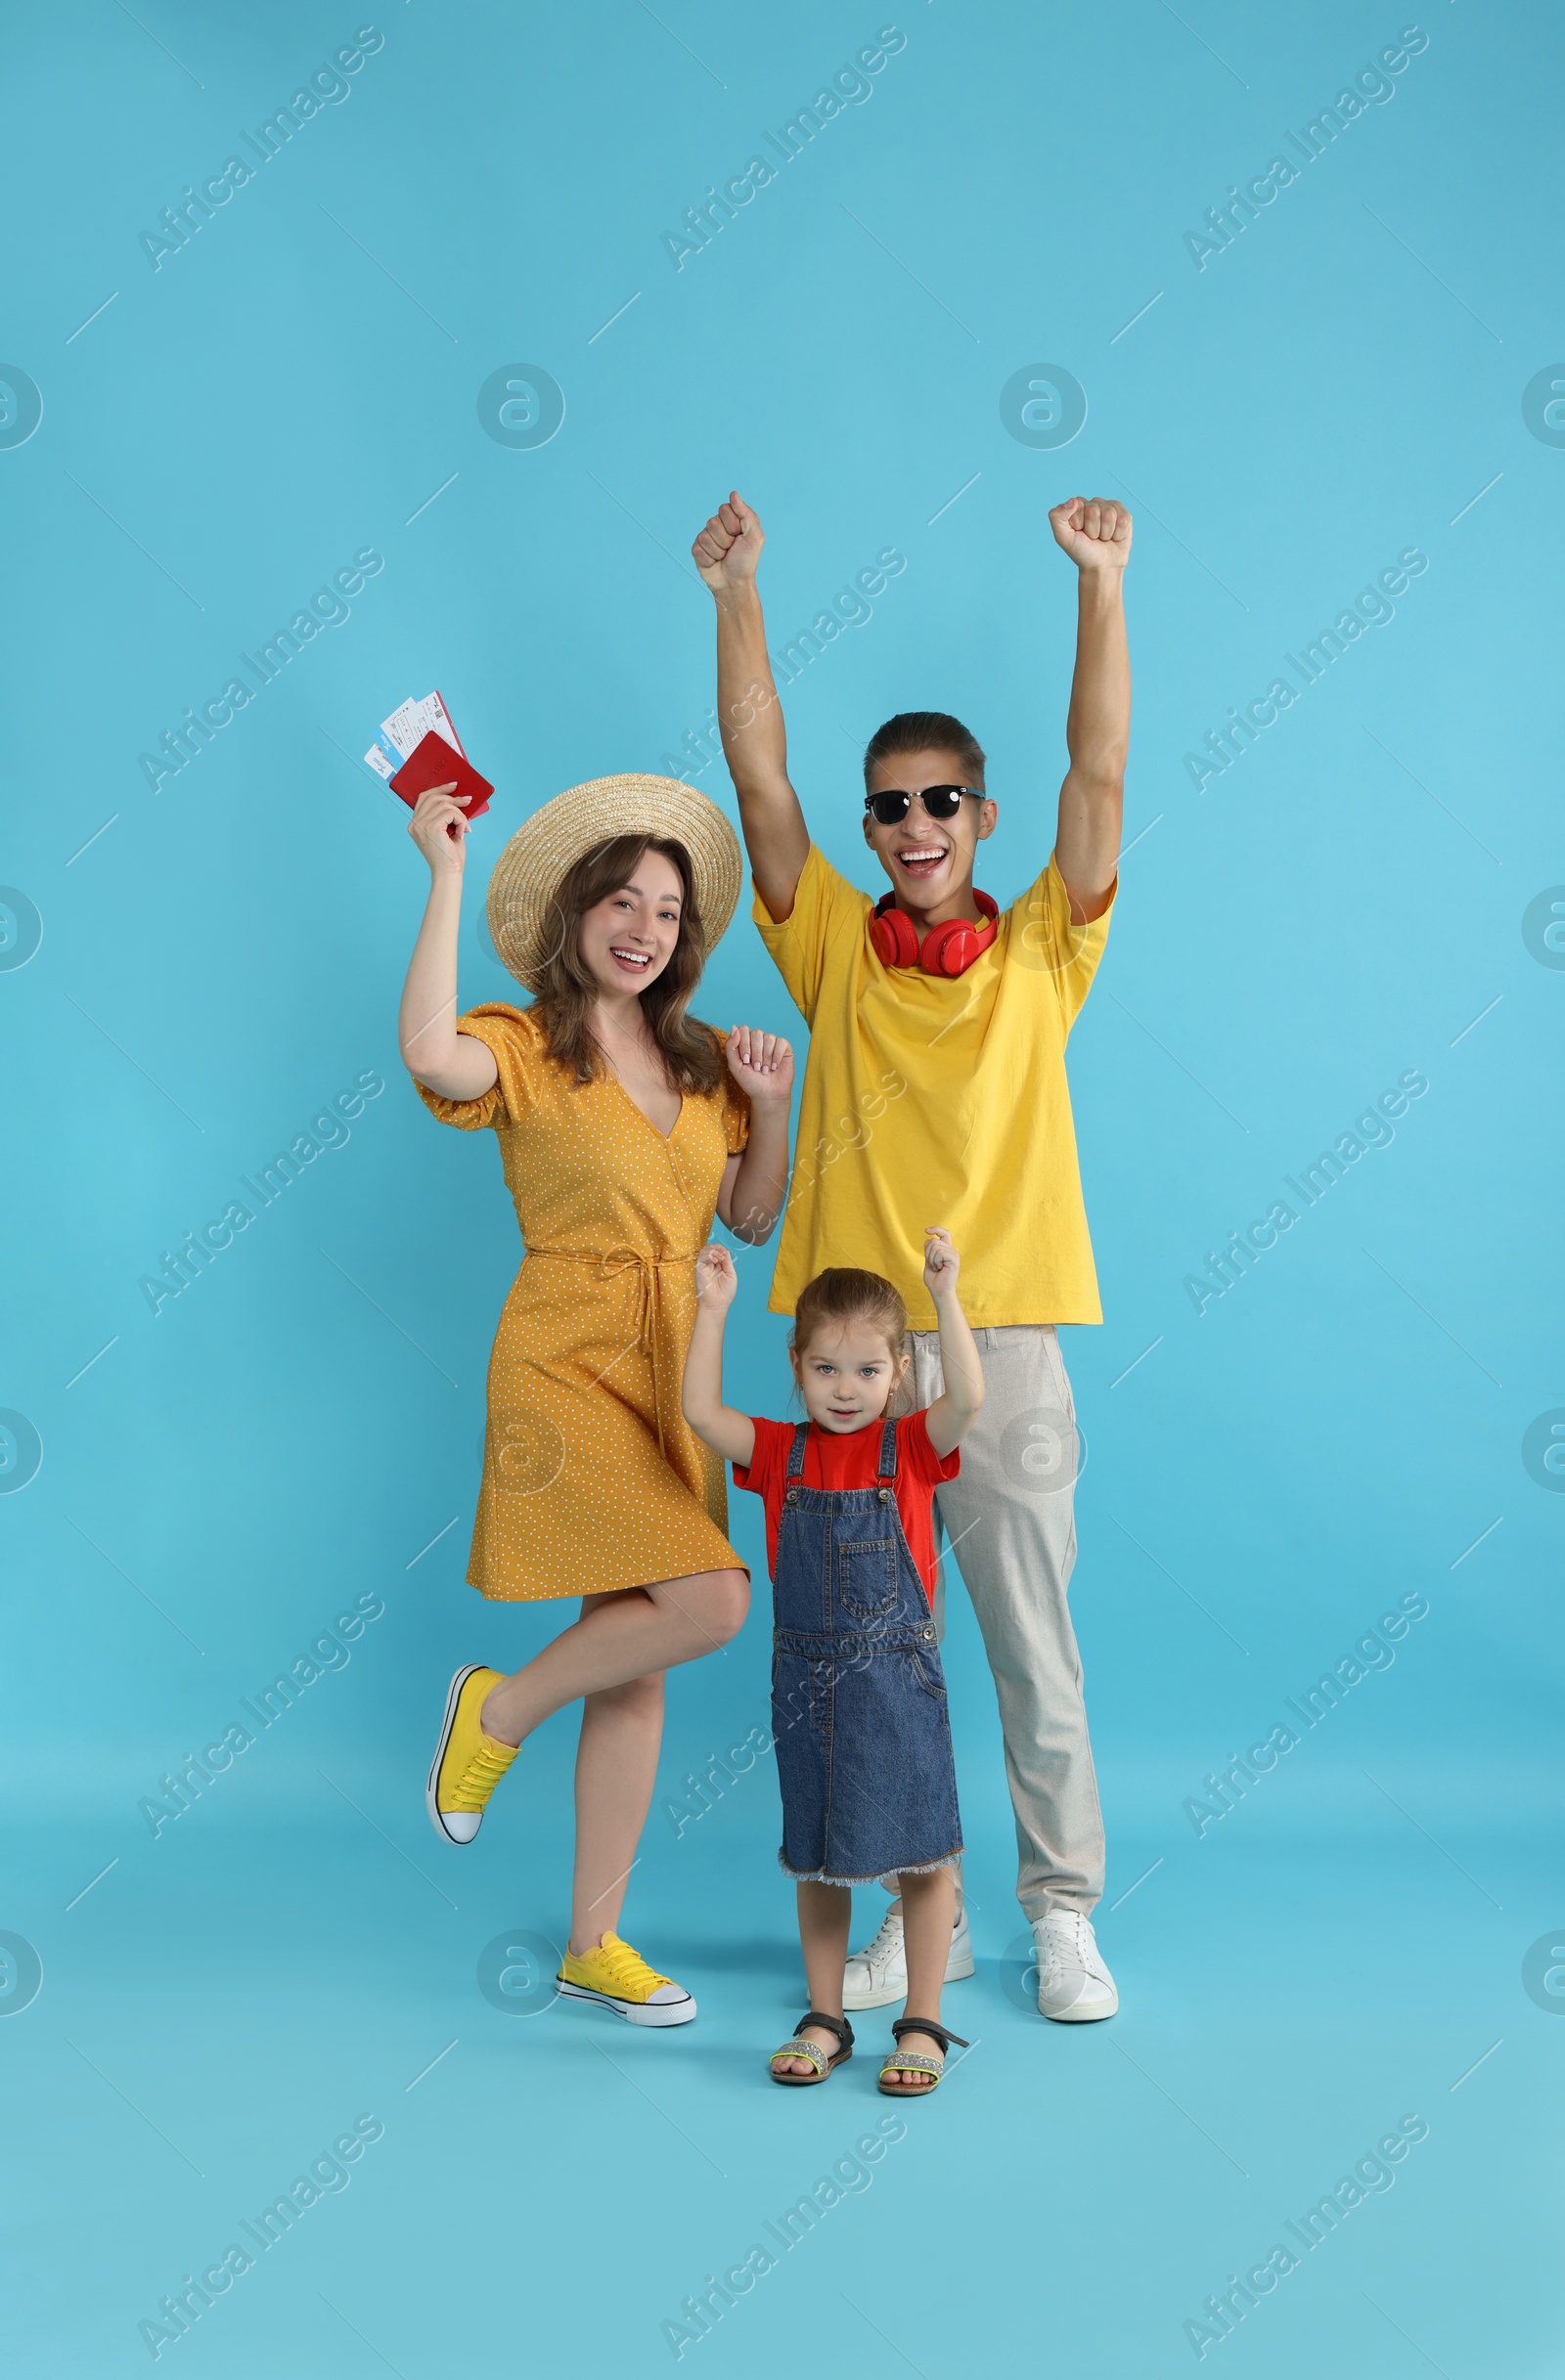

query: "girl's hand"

left=694, top=1243, right=739, bottom=1308
left=408, top=782, right=473, bottom=876
left=920, top=1227, right=981, bottom=1456
left=923, top=1226, right=961, bottom=1295
left=726, top=1027, right=794, bottom=1104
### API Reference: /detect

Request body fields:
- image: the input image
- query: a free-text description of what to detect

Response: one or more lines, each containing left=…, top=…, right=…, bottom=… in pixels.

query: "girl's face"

left=576, top=850, right=685, bottom=1000
left=791, top=1319, right=909, bottom=1434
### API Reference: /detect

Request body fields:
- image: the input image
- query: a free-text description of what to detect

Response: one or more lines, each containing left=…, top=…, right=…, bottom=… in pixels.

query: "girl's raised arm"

left=921, top=1228, right=984, bottom=1460
left=682, top=1247, right=757, bottom=1468
left=398, top=784, right=500, bottom=1102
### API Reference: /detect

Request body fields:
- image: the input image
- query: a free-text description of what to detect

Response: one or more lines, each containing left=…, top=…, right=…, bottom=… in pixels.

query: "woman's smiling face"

left=576, top=849, right=685, bottom=999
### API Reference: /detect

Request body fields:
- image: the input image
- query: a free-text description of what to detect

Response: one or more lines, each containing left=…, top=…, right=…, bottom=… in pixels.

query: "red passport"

left=390, top=732, right=494, bottom=824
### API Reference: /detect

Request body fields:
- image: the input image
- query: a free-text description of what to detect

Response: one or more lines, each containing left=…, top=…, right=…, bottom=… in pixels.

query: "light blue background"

left=3, top=3, right=1562, bottom=2373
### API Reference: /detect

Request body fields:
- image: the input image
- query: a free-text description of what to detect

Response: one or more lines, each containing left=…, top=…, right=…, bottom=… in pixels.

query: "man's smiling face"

left=861, top=746, right=998, bottom=919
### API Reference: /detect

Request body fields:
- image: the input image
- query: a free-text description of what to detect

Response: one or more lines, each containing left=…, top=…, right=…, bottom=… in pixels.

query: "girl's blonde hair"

left=790, top=1267, right=911, bottom=1414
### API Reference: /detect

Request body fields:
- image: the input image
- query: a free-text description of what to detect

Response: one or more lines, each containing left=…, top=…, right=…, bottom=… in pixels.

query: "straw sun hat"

left=485, top=773, right=743, bottom=993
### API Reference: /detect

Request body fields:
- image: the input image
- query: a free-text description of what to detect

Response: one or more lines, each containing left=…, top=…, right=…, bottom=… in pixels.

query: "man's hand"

left=697, top=485, right=807, bottom=922
left=1050, top=497, right=1133, bottom=576
left=1051, top=499, right=1131, bottom=920
left=693, top=491, right=764, bottom=593
left=694, top=1243, right=739, bottom=1309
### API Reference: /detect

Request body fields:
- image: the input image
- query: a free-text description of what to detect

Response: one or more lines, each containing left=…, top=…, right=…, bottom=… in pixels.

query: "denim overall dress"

left=771, top=1416, right=963, bottom=1884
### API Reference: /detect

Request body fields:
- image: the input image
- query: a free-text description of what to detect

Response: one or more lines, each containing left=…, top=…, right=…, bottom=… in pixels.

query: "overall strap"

left=785, top=1422, right=810, bottom=1479
left=875, top=1415, right=899, bottom=1485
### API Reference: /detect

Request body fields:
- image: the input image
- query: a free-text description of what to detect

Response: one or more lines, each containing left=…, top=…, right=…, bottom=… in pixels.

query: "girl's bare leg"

left=891, top=1866, right=958, bottom=2089
left=568, top=1671, right=664, bottom=1954
left=882, top=1855, right=965, bottom=1918
left=479, top=1569, right=748, bottom=1744
left=774, top=1882, right=852, bottom=2075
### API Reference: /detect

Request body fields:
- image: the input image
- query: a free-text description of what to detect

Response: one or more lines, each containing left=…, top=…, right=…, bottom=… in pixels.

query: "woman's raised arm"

left=398, top=784, right=500, bottom=1101
left=715, top=1027, right=793, bottom=1245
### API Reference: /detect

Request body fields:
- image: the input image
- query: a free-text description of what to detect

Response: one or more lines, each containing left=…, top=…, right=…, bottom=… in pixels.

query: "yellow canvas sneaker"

left=425, top=1665, right=517, bottom=1845
left=557, top=1932, right=696, bottom=2026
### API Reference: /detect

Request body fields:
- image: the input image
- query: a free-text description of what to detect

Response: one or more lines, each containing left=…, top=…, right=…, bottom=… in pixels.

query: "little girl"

left=682, top=1229, right=983, bottom=2095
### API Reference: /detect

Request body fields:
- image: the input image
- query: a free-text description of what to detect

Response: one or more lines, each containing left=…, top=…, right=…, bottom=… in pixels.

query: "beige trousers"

left=909, top=1323, right=1105, bottom=1920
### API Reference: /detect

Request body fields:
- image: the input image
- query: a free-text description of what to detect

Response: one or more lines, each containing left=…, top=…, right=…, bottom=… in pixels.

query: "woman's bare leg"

left=478, top=1568, right=748, bottom=1744
left=568, top=1670, right=664, bottom=1954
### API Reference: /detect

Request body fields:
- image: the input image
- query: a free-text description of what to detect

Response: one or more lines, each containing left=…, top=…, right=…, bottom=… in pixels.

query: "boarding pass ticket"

left=363, top=691, right=465, bottom=779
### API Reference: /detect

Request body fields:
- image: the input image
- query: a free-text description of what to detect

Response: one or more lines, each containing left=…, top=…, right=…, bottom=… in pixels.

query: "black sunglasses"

left=863, top=784, right=985, bottom=825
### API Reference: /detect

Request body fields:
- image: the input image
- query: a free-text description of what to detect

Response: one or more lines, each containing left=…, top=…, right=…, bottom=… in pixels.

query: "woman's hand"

left=726, top=1027, right=794, bottom=1105
left=409, top=782, right=473, bottom=876
left=694, top=1243, right=739, bottom=1309
left=717, top=1031, right=793, bottom=1247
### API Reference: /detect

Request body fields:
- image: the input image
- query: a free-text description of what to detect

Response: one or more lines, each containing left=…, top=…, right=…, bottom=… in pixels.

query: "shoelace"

left=857, top=1908, right=905, bottom=1964
left=451, top=1740, right=515, bottom=1808
left=596, top=1940, right=670, bottom=1993
left=1043, top=1911, right=1104, bottom=1979
left=1038, top=1911, right=1084, bottom=1976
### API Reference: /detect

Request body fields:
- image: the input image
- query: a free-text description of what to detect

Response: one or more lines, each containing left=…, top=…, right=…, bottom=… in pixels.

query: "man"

left=692, top=489, right=1130, bottom=2021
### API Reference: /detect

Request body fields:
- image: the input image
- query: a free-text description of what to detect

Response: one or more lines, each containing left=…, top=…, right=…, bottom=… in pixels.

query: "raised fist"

left=725, top=1025, right=794, bottom=1105
left=922, top=1226, right=962, bottom=1294
left=694, top=1242, right=739, bottom=1308
left=692, top=491, right=764, bottom=593
left=1049, top=497, right=1133, bottom=574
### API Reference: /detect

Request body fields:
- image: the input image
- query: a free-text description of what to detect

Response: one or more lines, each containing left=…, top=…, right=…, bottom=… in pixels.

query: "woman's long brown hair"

left=528, top=833, right=724, bottom=1091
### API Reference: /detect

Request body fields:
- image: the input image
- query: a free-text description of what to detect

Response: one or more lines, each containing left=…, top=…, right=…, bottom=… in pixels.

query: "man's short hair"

left=863, top=711, right=986, bottom=790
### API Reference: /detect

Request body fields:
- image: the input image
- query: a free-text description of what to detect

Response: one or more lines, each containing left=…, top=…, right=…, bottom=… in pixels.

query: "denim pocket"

left=909, top=1648, right=948, bottom=1701
left=835, top=1536, right=898, bottom=1621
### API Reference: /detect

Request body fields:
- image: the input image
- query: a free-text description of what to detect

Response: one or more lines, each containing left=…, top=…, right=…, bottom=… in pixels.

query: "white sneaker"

left=1032, top=1908, right=1118, bottom=2021
left=842, top=1902, right=975, bottom=2009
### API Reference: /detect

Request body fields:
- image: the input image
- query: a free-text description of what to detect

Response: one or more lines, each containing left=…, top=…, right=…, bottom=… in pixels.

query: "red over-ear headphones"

left=871, top=890, right=1000, bottom=978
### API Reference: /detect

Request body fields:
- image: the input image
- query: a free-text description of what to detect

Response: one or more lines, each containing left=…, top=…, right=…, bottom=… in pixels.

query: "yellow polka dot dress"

left=418, top=1005, right=751, bottom=1602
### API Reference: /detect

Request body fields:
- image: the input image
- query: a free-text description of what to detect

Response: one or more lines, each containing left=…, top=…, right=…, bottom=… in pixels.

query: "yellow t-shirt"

left=756, top=845, right=1113, bottom=1330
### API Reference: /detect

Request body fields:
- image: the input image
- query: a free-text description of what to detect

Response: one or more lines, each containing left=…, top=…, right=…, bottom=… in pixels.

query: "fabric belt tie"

left=524, top=1247, right=697, bottom=1457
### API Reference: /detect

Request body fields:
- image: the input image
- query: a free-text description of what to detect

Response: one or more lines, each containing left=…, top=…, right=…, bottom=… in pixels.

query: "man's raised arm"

left=1049, top=497, right=1133, bottom=924
left=693, top=492, right=809, bottom=922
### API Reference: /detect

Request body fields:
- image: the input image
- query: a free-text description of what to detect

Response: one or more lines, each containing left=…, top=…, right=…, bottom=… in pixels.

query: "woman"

left=400, top=771, right=792, bottom=2025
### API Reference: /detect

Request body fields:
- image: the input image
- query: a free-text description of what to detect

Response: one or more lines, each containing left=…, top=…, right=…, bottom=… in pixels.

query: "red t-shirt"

left=734, top=1413, right=961, bottom=1607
